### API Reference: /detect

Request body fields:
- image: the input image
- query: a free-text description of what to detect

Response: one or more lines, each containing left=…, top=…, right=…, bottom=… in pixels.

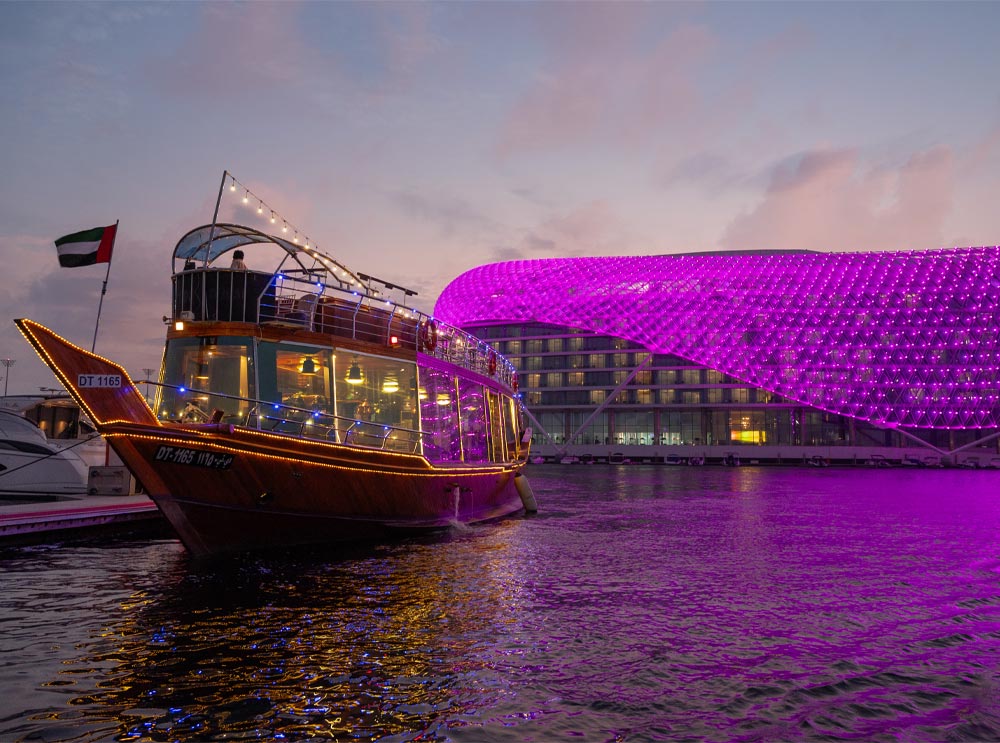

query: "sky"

left=1, top=1, right=999, bottom=395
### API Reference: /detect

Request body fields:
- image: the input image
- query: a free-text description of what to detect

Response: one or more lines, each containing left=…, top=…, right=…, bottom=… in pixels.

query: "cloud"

left=496, top=4, right=716, bottom=157
left=145, top=3, right=341, bottom=108
left=388, top=189, right=500, bottom=239
left=721, top=146, right=955, bottom=251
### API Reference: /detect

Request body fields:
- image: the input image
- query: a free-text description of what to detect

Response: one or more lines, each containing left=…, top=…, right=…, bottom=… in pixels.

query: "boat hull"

left=107, top=422, right=523, bottom=556
left=15, top=317, right=528, bottom=557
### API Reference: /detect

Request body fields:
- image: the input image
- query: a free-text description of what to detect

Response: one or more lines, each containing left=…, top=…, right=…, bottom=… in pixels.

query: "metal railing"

left=151, top=382, right=427, bottom=455
left=171, top=267, right=518, bottom=389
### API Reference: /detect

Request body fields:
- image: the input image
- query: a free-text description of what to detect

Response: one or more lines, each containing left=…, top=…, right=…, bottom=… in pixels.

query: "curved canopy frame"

left=171, top=223, right=363, bottom=287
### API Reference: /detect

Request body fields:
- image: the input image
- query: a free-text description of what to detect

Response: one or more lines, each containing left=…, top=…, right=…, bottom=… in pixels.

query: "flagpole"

left=92, top=220, right=119, bottom=353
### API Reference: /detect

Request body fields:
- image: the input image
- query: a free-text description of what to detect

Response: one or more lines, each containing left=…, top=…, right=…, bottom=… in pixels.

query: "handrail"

left=147, top=380, right=428, bottom=454
left=171, top=265, right=519, bottom=391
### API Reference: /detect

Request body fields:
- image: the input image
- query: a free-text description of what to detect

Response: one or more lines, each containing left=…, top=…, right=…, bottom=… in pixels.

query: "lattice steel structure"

left=435, top=248, right=1000, bottom=430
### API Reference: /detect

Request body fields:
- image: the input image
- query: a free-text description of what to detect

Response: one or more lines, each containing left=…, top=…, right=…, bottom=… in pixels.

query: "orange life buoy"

left=420, top=320, right=438, bottom=352
left=488, top=350, right=497, bottom=375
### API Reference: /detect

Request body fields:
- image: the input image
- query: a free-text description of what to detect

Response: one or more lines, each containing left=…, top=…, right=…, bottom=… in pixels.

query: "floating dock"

left=0, top=494, right=164, bottom=545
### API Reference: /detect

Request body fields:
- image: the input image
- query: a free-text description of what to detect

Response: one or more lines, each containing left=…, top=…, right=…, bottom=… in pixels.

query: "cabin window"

left=158, top=336, right=255, bottom=423
left=459, top=378, right=489, bottom=462
left=334, top=350, right=418, bottom=452
left=485, top=390, right=507, bottom=462
left=256, top=341, right=334, bottom=435
left=505, top=396, right=521, bottom=453
left=418, top=366, right=461, bottom=461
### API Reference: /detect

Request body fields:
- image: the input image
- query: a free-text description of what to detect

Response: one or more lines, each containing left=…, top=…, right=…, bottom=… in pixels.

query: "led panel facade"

left=434, top=248, right=1000, bottom=430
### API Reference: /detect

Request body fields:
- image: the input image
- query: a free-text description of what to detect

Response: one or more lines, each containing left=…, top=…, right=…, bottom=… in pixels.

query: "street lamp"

left=1, top=359, right=14, bottom=397
left=142, top=368, right=155, bottom=403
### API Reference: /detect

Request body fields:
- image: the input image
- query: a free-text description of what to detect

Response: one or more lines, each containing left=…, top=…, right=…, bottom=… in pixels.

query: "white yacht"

left=0, top=410, right=91, bottom=497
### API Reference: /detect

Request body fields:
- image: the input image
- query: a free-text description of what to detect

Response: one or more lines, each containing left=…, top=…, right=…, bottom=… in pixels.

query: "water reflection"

left=4, top=467, right=1000, bottom=741
left=34, top=529, right=538, bottom=741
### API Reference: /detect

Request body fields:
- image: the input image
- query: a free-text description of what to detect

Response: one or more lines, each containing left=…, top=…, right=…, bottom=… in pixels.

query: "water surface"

left=2, top=466, right=1000, bottom=741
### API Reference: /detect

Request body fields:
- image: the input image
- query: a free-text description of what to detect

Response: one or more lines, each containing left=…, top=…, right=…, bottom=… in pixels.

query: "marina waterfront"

left=3, top=465, right=1000, bottom=742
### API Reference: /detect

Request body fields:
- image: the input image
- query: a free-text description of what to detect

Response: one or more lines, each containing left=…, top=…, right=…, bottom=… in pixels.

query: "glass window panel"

left=459, top=377, right=489, bottom=462
left=158, top=336, right=255, bottom=424
left=418, top=367, right=460, bottom=462
left=334, top=351, right=418, bottom=451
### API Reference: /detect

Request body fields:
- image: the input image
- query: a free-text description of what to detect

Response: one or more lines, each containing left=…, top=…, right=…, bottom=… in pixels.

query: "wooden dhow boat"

left=17, top=223, right=535, bottom=556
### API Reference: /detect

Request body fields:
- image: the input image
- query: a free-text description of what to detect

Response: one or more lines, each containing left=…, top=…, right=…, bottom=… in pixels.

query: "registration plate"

left=154, top=445, right=234, bottom=470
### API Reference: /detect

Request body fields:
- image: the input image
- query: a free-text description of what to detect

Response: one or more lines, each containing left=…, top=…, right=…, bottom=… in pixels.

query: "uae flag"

left=54, top=224, right=117, bottom=267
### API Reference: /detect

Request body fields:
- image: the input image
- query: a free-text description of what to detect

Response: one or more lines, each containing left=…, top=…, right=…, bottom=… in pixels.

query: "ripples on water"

left=3, top=467, right=1000, bottom=741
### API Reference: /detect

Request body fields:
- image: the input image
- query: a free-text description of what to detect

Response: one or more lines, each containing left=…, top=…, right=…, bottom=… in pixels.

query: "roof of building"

left=435, top=247, right=1000, bottom=429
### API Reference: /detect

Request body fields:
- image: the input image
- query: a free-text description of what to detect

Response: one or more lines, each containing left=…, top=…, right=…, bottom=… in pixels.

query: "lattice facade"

left=434, top=248, right=1000, bottom=430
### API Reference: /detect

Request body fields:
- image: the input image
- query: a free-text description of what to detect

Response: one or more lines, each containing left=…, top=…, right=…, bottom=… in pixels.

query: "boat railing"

left=171, top=266, right=518, bottom=389
left=151, top=382, right=426, bottom=455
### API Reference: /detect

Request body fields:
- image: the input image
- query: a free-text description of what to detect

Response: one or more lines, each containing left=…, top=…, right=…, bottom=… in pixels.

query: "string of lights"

left=219, top=170, right=419, bottom=308
left=223, top=171, right=310, bottom=245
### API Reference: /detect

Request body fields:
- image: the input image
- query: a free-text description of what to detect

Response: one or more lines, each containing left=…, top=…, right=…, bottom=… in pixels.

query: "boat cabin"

left=158, top=224, right=525, bottom=464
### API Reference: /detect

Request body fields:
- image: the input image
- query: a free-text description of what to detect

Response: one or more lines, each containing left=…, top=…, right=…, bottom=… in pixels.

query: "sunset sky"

left=1, top=1, right=999, bottom=395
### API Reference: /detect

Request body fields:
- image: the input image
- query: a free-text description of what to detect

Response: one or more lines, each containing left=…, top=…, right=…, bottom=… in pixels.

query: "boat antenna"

left=205, top=170, right=228, bottom=267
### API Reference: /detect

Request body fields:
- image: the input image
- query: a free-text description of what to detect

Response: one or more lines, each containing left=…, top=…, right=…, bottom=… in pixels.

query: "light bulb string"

left=224, top=170, right=367, bottom=292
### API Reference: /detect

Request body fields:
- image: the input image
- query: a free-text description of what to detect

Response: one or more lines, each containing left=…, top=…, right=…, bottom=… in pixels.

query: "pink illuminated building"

left=434, top=247, right=1000, bottom=464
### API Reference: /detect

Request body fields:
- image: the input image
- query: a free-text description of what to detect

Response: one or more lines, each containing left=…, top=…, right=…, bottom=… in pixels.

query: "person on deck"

left=230, top=250, right=247, bottom=270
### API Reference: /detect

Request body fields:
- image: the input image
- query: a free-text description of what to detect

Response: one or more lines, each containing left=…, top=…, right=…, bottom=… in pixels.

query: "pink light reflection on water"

left=2, top=467, right=1000, bottom=741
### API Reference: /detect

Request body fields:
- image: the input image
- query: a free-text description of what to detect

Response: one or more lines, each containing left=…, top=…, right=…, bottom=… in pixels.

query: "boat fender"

left=514, top=472, right=538, bottom=513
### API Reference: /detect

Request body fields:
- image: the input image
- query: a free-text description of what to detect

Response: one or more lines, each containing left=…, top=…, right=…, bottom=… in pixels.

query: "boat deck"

left=0, top=494, right=164, bottom=546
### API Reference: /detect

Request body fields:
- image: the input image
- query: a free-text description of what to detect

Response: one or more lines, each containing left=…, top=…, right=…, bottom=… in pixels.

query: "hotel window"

left=506, top=340, right=521, bottom=356
left=682, top=369, right=701, bottom=385
left=523, top=356, right=542, bottom=371
left=590, top=389, right=607, bottom=405
left=613, top=370, right=628, bottom=385
left=525, top=373, right=541, bottom=389
left=657, top=370, right=677, bottom=384
left=567, top=336, right=584, bottom=351
left=658, top=388, right=675, bottom=404
left=636, top=389, right=653, bottom=404
left=729, top=410, right=767, bottom=444
left=634, top=370, right=652, bottom=385
left=682, top=390, right=702, bottom=404
left=547, top=337, right=564, bottom=353
left=545, top=372, right=563, bottom=387
left=568, top=372, right=585, bottom=386
left=706, top=388, right=723, bottom=403
left=731, top=388, right=750, bottom=403
left=611, top=352, right=631, bottom=367
left=705, top=370, right=723, bottom=384
left=525, top=339, right=544, bottom=354
left=568, top=354, right=585, bottom=369
left=588, top=353, right=605, bottom=368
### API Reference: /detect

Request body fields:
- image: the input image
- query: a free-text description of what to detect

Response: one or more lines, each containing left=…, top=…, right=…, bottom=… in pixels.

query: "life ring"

left=420, top=320, right=438, bottom=352
left=488, top=350, right=497, bottom=375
